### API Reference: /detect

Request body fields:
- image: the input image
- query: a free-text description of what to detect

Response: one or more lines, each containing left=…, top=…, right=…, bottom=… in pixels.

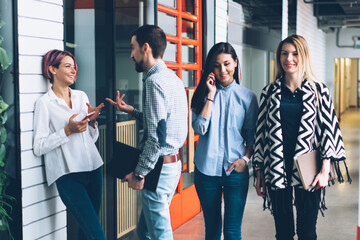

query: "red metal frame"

left=158, top=1, right=202, bottom=85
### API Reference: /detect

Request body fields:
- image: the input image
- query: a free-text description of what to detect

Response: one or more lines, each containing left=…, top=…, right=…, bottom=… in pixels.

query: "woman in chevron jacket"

left=253, top=34, right=351, bottom=240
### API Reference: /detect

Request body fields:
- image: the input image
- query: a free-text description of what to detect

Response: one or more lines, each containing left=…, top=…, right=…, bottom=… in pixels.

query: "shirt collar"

left=279, top=76, right=305, bottom=93
left=142, top=60, right=166, bottom=82
left=217, top=79, right=236, bottom=92
left=48, top=87, right=75, bottom=103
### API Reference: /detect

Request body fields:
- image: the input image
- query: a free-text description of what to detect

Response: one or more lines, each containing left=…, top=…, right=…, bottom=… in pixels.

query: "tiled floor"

left=173, top=109, right=359, bottom=240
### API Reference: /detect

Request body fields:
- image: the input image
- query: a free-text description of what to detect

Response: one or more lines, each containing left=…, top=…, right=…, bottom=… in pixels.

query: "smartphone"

left=211, top=77, right=216, bottom=85
left=82, top=111, right=95, bottom=121
left=210, top=73, right=216, bottom=85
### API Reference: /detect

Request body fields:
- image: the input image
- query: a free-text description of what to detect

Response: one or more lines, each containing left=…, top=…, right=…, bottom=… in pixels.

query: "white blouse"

left=33, top=88, right=103, bottom=185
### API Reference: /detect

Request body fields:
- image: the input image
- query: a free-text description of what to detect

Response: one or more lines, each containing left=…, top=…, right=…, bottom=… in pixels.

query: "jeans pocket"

left=233, top=165, right=248, bottom=173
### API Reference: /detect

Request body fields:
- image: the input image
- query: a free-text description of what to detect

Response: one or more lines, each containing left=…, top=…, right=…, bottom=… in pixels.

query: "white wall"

left=215, top=0, right=228, bottom=43
left=297, top=1, right=327, bottom=86
left=18, top=0, right=67, bottom=239
left=242, top=47, right=268, bottom=100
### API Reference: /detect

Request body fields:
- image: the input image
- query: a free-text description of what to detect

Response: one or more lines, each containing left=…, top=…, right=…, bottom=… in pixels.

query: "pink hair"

left=42, top=49, right=78, bottom=83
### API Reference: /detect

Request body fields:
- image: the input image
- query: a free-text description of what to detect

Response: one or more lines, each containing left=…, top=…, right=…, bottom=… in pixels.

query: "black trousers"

left=270, top=187, right=321, bottom=240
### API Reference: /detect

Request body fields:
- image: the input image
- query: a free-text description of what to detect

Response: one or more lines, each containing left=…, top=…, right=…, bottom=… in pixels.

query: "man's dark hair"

left=132, top=25, right=167, bottom=58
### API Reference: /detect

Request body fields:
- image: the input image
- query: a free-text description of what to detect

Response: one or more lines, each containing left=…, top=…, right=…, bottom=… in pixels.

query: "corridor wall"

left=296, top=1, right=327, bottom=86
left=326, top=28, right=360, bottom=94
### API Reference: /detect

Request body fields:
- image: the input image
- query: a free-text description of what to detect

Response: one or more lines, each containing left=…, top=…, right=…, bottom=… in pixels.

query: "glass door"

left=113, top=0, right=145, bottom=238
left=65, top=0, right=118, bottom=238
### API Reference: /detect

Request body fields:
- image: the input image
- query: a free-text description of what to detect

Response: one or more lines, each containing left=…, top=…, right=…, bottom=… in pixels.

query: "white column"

left=282, top=0, right=288, bottom=40
left=215, top=0, right=228, bottom=43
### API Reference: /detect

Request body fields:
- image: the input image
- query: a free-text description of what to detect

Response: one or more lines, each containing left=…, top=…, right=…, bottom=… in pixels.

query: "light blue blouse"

left=192, top=80, right=258, bottom=176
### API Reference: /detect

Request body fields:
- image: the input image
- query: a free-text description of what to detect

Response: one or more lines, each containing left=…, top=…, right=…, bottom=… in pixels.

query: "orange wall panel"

left=181, top=185, right=201, bottom=223
left=170, top=193, right=182, bottom=230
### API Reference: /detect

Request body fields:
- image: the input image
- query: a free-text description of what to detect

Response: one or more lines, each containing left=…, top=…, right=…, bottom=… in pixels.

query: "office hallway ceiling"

left=233, top=0, right=360, bottom=33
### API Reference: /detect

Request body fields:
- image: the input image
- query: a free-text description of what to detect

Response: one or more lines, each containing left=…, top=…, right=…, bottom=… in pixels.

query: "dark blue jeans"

left=194, top=167, right=249, bottom=240
left=270, top=187, right=321, bottom=240
left=56, top=167, right=105, bottom=240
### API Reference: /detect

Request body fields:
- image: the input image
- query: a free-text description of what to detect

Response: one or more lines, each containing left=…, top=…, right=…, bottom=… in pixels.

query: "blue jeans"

left=194, top=167, right=249, bottom=240
left=137, top=160, right=182, bottom=240
left=56, top=167, right=105, bottom=240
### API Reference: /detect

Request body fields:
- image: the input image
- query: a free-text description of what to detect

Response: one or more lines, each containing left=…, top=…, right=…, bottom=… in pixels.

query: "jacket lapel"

left=266, top=79, right=287, bottom=187
left=268, top=79, right=284, bottom=160
left=294, top=80, right=317, bottom=157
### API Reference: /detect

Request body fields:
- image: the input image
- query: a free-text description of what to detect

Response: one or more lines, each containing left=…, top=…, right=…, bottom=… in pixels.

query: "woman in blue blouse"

left=191, top=42, right=258, bottom=240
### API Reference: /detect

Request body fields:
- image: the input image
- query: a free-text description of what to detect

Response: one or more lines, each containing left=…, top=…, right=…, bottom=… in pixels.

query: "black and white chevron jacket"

left=253, top=78, right=350, bottom=191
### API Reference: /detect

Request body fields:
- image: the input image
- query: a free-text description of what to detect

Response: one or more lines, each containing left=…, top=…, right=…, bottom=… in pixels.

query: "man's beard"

left=134, top=59, right=145, bottom=73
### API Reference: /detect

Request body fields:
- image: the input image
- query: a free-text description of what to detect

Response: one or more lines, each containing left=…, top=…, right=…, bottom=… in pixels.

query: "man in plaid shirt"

left=106, top=25, right=188, bottom=240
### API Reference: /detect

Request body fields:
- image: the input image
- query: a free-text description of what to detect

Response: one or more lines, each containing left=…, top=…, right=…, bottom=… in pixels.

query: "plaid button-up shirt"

left=132, top=60, right=188, bottom=176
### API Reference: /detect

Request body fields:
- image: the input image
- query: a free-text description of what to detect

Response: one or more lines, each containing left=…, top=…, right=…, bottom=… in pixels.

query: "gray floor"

left=174, top=109, right=359, bottom=240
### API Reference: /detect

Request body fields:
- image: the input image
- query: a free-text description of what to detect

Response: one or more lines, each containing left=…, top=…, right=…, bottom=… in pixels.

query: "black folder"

left=108, top=141, right=163, bottom=192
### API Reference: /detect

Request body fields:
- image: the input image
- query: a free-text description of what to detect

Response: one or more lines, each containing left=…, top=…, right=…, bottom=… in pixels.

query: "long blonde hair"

left=275, top=35, right=320, bottom=99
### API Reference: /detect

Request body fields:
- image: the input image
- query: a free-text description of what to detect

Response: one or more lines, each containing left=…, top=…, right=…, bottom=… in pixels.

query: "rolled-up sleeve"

left=131, top=108, right=143, bottom=121
left=88, top=122, right=99, bottom=142
left=192, top=111, right=210, bottom=135
left=242, top=92, right=259, bottom=146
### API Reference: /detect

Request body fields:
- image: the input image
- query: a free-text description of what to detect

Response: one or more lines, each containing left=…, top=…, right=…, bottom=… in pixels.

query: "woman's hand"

left=255, top=170, right=266, bottom=197
left=106, top=90, right=134, bottom=114
left=64, top=113, right=89, bottom=136
left=206, top=73, right=217, bottom=98
left=311, top=159, right=330, bottom=189
left=86, top=102, right=104, bottom=122
left=227, top=158, right=247, bottom=173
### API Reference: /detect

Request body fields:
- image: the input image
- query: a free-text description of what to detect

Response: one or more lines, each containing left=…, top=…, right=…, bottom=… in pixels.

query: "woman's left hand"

left=86, top=102, right=104, bottom=121
left=311, top=159, right=330, bottom=189
left=227, top=158, right=247, bottom=172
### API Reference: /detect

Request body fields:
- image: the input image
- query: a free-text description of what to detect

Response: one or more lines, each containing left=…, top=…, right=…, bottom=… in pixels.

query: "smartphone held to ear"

left=210, top=73, right=216, bottom=85
left=82, top=111, right=95, bottom=121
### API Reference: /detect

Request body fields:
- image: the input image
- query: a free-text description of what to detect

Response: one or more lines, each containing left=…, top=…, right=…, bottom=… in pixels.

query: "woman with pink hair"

left=33, top=49, right=105, bottom=240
